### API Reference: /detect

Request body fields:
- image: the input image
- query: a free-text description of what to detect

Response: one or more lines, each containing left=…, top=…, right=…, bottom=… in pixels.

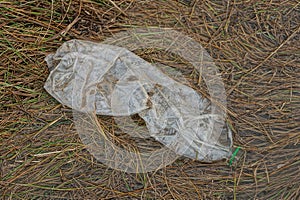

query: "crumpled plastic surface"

left=44, top=39, right=232, bottom=161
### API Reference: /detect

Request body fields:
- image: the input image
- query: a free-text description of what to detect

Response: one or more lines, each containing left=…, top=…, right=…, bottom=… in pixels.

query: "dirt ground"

left=1, top=0, right=299, bottom=199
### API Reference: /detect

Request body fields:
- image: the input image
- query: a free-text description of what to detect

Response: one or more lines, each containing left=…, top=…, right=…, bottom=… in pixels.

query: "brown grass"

left=1, top=0, right=299, bottom=199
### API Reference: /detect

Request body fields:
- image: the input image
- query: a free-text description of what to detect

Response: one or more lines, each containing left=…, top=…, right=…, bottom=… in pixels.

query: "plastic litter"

left=44, top=39, right=232, bottom=162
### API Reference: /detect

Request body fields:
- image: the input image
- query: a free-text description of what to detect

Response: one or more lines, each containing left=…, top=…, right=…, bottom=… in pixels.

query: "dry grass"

left=1, top=0, right=299, bottom=199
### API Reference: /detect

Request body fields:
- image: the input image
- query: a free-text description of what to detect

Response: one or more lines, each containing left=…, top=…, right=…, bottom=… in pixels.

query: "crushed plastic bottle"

left=44, top=39, right=232, bottom=162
